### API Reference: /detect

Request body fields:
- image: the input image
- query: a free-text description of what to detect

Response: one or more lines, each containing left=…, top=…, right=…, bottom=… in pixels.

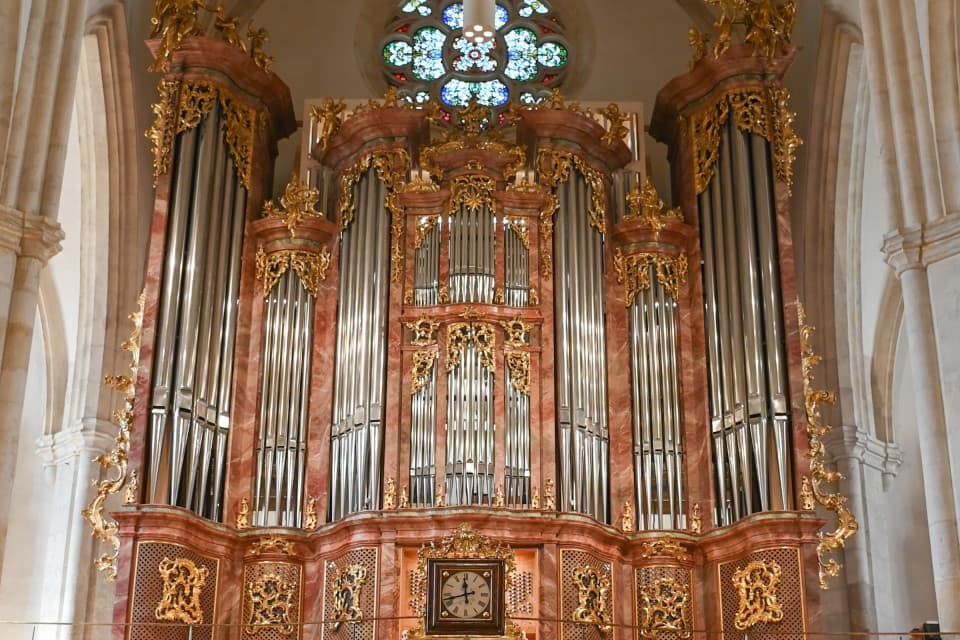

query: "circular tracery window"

left=382, top=0, right=570, bottom=111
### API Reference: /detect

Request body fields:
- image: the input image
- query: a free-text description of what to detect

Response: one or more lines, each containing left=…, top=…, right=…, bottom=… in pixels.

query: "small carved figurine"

left=801, top=476, right=816, bottom=511
left=247, top=23, right=274, bottom=71
left=123, top=470, right=139, bottom=505
left=304, top=496, right=318, bottom=530
left=531, top=487, right=541, bottom=509
left=384, top=477, right=396, bottom=510
left=399, top=485, right=409, bottom=509
left=528, top=287, right=540, bottom=306
left=494, top=485, right=505, bottom=508
left=436, top=483, right=446, bottom=508
left=690, top=502, right=703, bottom=534
left=236, top=496, right=250, bottom=530
left=213, top=6, right=246, bottom=52
left=544, top=478, right=556, bottom=511
left=621, top=499, right=635, bottom=533
left=494, top=288, right=505, bottom=305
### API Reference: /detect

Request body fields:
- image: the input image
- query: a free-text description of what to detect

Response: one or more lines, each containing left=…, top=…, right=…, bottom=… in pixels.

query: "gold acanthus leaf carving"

left=331, top=564, right=367, bottom=630
left=572, top=565, right=613, bottom=635
left=310, top=98, right=346, bottom=151
left=406, top=317, right=441, bottom=346
left=500, top=317, right=530, bottom=347
left=262, top=175, right=323, bottom=237
left=613, top=249, right=689, bottom=304
left=625, top=177, right=684, bottom=231
left=245, top=572, right=296, bottom=636
left=505, top=351, right=531, bottom=396
left=639, top=537, right=691, bottom=561
left=799, top=302, right=859, bottom=589
left=691, top=0, right=796, bottom=63
left=82, top=292, right=143, bottom=582
left=255, top=245, right=331, bottom=298
left=250, top=536, right=296, bottom=557
left=732, top=559, right=784, bottom=630
left=536, top=149, right=608, bottom=234
left=146, top=79, right=180, bottom=186
left=391, top=210, right=405, bottom=283
left=410, top=351, right=437, bottom=396
left=447, top=323, right=496, bottom=372
left=415, top=215, right=441, bottom=249
left=600, top=102, right=629, bottom=147
left=505, top=217, right=530, bottom=249
left=688, top=27, right=710, bottom=69
left=539, top=194, right=559, bottom=279
left=304, top=496, right=318, bottom=530
left=337, top=148, right=410, bottom=230
left=155, top=557, right=208, bottom=624
left=639, top=577, right=692, bottom=639
left=689, top=87, right=801, bottom=195
left=450, top=174, right=497, bottom=215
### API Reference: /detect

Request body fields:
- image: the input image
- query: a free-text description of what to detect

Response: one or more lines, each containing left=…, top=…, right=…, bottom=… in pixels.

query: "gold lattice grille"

left=634, top=566, right=693, bottom=640
left=242, top=561, right=303, bottom=640
left=560, top=549, right=614, bottom=640
left=129, top=542, right=219, bottom=640
left=718, top=547, right=805, bottom=640
left=322, top=547, right=379, bottom=640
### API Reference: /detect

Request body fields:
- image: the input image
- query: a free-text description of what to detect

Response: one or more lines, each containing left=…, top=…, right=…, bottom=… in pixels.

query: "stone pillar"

left=0, top=208, right=63, bottom=571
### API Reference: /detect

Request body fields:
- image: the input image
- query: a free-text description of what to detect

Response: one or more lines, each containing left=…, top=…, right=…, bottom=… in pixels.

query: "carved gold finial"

left=400, top=485, right=409, bottom=508
left=436, top=483, right=446, bottom=508
left=236, top=497, right=250, bottom=530
left=698, top=0, right=797, bottom=61
left=311, top=98, right=347, bottom=151
left=625, top=177, right=684, bottom=231
left=544, top=479, right=555, bottom=511
left=690, top=503, right=703, bottom=534
left=304, top=496, right=318, bottom=530
left=247, top=22, right=273, bottom=71
left=614, top=248, right=689, bottom=305
left=601, top=103, right=629, bottom=147
left=149, top=0, right=203, bottom=72
left=262, top=175, right=323, bottom=237
left=407, top=317, right=441, bottom=346
left=384, top=477, right=397, bottom=509
left=531, top=487, right=541, bottom=509
left=213, top=5, right=246, bottom=51
left=621, top=499, right=635, bottom=533
left=800, top=477, right=816, bottom=511
left=689, top=27, right=710, bottom=68
left=123, top=471, right=139, bottom=505
left=494, top=485, right=506, bottom=508
left=799, top=301, right=859, bottom=588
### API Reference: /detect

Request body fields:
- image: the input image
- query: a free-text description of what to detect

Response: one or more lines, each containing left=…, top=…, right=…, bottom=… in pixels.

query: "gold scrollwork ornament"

left=331, top=564, right=367, bottom=630
left=338, top=148, right=410, bottom=230
left=447, top=322, right=496, bottom=372
left=246, top=572, right=296, bottom=635
left=505, top=351, right=531, bottom=396
left=639, top=578, right=691, bottom=639
left=572, top=565, right=613, bottom=634
left=625, top=177, right=683, bottom=230
left=614, top=249, right=689, bottom=305
left=411, top=351, right=437, bottom=396
left=640, top=538, right=691, bottom=561
left=406, top=317, right=441, bottom=346
left=255, top=245, right=332, bottom=298
left=500, top=317, right=530, bottom=347
left=155, top=557, right=208, bottom=624
left=262, top=176, right=324, bottom=237
left=732, top=559, right=785, bottom=630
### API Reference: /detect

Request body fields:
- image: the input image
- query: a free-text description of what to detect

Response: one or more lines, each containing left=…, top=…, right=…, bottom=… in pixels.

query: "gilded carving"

left=528, top=286, right=540, bottom=306
left=600, top=103, right=629, bottom=147
left=384, top=478, right=397, bottom=509
left=331, top=564, right=367, bottom=630
left=689, top=503, right=703, bottom=535
left=438, top=284, right=450, bottom=304
left=540, top=194, right=559, bottom=279
left=447, top=322, right=496, bottom=372
left=250, top=536, right=296, bottom=557
left=543, top=478, right=555, bottom=511
left=494, top=484, right=506, bottom=507
left=149, top=0, right=203, bottom=72
left=531, top=487, right=540, bottom=509
left=411, top=351, right=436, bottom=396
left=146, top=78, right=180, bottom=186
left=255, top=245, right=332, bottom=298
left=621, top=499, right=635, bottom=533
left=494, top=288, right=505, bottom=305
left=536, top=149, right=607, bottom=234
left=155, top=557, right=208, bottom=624
left=82, top=293, right=143, bottom=582
left=799, top=302, right=859, bottom=588
left=247, top=23, right=274, bottom=72
left=124, top=470, right=139, bottom=505
left=405, top=175, right=441, bottom=193
left=500, top=317, right=530, bottom=347
left=690, top=0, right=796, bottom=63
left=614, top=249, right=689, bottom=304
left=262, top=176, right=323, bottom=237
left=624, top=177, right=683, bottom=231
left=640, top=538, right=691, bottom=561
left=688, top=27, right=710, bottom=69
left=245, top=572, right=296, bottom=635
left=689, top=87, right=800, bottom=195
left=435, top=482, right=446, bottom=507
left=337, top=148, right=410, bottom=230
left=407, top=317, right=441, bottom=346
left=732, top=559, right=784, bottom=630
left=800, top=476, right=816, bottom=511
left=400, top=485, right=409, bottom=508
left=415, top=215, right=441, bottom=249
left=237, top=496, right=250, bottom=529
left=638, top=577, right=691, bottom=639
left=219, top=91, right=260, bottom=189
left=505, top=351, right=530, bottom=395
left=304, top=496, right=318, bottom=530
left=175, top=80, right=219, bottom=133
left=572, top=565, right=613, bottom=634
left=392, top=211, right=406, bottom=283
left=311, top=98, right=346, bottom=151
left=505, top=217, right=530, bottom=249
left=450, top=174, right=497, bottom=215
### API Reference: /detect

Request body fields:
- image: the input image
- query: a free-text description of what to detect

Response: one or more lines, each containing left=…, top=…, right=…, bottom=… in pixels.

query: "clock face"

left=440, top=570, right=491, bottom=619
left=425, top=559, right=505, bottom=636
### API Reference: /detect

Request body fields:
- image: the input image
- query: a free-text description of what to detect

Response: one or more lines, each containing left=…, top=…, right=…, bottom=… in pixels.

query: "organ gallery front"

left=85, top=1, right=858, bottom=639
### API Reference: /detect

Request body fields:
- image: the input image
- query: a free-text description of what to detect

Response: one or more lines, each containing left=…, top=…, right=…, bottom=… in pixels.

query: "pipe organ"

left=104, top=12, right=852, bottom=640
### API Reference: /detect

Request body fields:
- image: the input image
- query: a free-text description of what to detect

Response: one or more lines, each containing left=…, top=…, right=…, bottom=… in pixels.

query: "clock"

left=425, top=559, right=505, bottom=636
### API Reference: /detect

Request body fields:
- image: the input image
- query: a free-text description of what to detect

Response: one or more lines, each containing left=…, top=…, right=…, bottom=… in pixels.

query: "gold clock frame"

left=426, top=558, right=505, bottom=635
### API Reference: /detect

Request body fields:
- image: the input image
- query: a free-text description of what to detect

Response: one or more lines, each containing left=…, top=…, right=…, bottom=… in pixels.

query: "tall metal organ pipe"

left=504, top=220, right=530, bottom=307
left=554, top=173, right=609, bottom=523
left=410, top=358, right=437, bottom=506
left=504, top=357, right=531, bottom=506
left=329, top=168, right=392, bottom=520
left=414, top=221, right=440, bottom=306
left=699, top=117, right=793, bottom=526
left=147, top=104, right=247, bottom=520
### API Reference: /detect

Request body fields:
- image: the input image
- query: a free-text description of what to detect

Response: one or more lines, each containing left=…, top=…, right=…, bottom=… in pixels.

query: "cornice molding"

left=823, top=423, right=903, bottom=482
left=0, top=205, right=65, bottom=264
left=36, top=418, right=116, bottom=466
left=882, top=212, right=960, bottom=274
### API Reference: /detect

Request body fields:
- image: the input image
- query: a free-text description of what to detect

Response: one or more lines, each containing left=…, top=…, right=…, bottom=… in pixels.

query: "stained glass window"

left=382, top=0, right=570, bottom=112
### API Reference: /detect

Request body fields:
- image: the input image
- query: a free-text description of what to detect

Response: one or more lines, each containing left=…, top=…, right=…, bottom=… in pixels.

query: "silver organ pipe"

left=414, top=219, right=440, bottom=306
left=554, top=173, right=609, bottom=523
left=445, top=324, right=496, bottom=506
left=699, top=117, right=794, bottom=525
left=504, top=355, right=531, bottom=506
left=147, top=104, right=246, bottom=520
left=330, top=167, right=391, bottom=521
left=504, top=219, right=530, bottom=307
left=254, top=269, right=314, bottom=527
left=449, top=183, right=495, bottom=304
left=410, top=354, right=437, bottom=506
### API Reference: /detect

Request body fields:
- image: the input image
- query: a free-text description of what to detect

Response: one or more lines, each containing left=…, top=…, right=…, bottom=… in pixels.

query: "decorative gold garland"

left=446, top=322, right=496, bottom=372
left=732, top=559, right=784, bottom=630
left=255, top=246, right=331, bottom=298
left=410, top=351, right=437, bottom=396
left=798, top=302, right=859, bottom=589
left=505, top=351, right=531, bottom=396
left=613, top=249, right=689, bottom=304
left=81, top=292, right=144, bottom=582
left=336, top=148, right=410, bottom=230
left=689, top=86, right=800, bottom=195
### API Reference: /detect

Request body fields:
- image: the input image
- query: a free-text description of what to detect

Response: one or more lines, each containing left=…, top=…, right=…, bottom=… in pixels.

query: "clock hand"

left=442, top=590, right=476, bottom=602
